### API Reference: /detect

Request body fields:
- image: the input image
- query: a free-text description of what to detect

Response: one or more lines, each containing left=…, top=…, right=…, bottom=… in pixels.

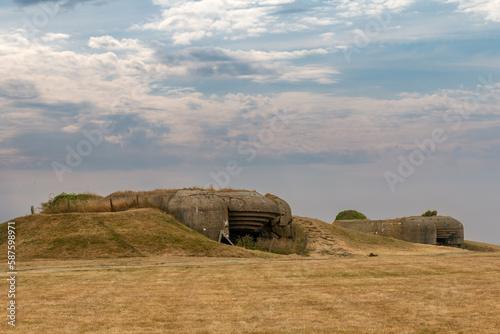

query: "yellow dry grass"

left=106, top=187, right=255, bottom=199
left=1, top=252, right=499, bottom=333
left=1, top=211, right=499, bottom=332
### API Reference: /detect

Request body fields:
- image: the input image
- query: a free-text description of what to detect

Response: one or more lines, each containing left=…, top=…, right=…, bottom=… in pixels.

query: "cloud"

left=331, top=0, right=416, bottom=17
left=136, top=0, right=295, bottom=45
left=0, top=30, right=162, bottom=163
left=0, top=80, right=38, bottom=99
left=41, top=33, right=70, bottom=42
left=447, top=0, right=500, bottom=22
left=156, top=46, right=337, bottom=83
left=12, top=100, right=94, bottom=120
left=88, top=36, right=143, bottom=50
left=12, top=0, right=57, bottom=5
left=12, top=0, right=101, bottom=8
left=1, top=29, right=498, bottom=170
left=300, top=16, right=339, bottom=26
left=1, top=58, right=500, bottom=184
left=5, top=82, right=499, bottom=172
left=0, top=31, right=158, bottom=110
left=2, top=17, right=500, bottom=176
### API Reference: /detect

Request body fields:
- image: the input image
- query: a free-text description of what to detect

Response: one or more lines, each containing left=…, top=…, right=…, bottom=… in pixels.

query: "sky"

left=0, top=0, right=499, bottom=244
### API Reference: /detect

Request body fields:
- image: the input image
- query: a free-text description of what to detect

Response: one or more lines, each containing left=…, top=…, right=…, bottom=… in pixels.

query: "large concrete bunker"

left=152, top=190, right=293, bottom=242
left=333, top=216, right=464, bottom=247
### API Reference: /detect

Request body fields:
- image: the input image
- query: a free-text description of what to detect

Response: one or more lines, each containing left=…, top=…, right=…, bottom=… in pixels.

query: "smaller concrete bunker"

left=333, top=216, right=464, bottom=247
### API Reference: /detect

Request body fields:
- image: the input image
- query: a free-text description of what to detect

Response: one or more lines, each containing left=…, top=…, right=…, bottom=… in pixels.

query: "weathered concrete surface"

left=160, top=190, right=293, bottom=241
left=401, top=217, right=436, bottom=245
left=166, top=190, right=229, bottom=241
left=333, top=216, right=464, bottom=247
left=263, top=193, right=294, bottom=238
left=420, top=216, right=464, bottom=246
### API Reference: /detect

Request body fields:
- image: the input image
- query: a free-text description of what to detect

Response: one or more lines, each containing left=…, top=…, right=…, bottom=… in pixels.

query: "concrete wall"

left=166, top=190, right=229, bottom=241
left=401, top=218, right=436, bottom=244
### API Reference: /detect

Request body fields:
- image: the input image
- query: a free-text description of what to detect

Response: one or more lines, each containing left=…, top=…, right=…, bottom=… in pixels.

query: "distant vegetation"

left=335, top=210, right=367, bottom=221
left=421, top=210, right=437, bottom=217
left=41, top=192, right=101, bottom=211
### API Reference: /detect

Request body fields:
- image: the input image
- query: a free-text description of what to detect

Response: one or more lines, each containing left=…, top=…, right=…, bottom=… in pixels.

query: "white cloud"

left=122, top=88, right=500, bottom=163
left=0, top=30, right=159, bottom=135
left=244, top=64, right=338, bottom=84
left=300, top=17, right=339, bottom=26
left=41, top=33, right=70, bottom=42
left=136, top=0, right=295, bottom=45
left=224, top=48, right=329, bottom=61
left=331, top=0, right=416, bottom=17
left=61, top=125, right=80, bottom=133
left=88, top=35, right=143, bottom=50
left=2, top=16, right=500, bottom=174
left=4, top=28, right=499, bottom=160
left=447, top=0, right=500, bottom=22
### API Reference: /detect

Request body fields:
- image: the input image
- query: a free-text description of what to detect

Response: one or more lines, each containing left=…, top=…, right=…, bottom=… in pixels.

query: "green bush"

left=421, top=210, right=437, bottom=217
left=335, top=210, right=367, bottom=221
left=41, top=193, right=97, bottom=210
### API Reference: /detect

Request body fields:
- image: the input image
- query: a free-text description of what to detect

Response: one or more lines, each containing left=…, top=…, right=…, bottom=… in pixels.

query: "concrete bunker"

left=333, top=216, right=464, bottom=247
left=146, top=189, right=293, bottom=242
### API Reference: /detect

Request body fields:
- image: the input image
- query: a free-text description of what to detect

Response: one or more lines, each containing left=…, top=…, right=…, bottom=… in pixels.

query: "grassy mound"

left=0, top=209, right=269, bottom=260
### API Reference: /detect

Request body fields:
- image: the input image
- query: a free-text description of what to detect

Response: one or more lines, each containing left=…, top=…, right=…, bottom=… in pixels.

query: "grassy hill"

left=0, top=209, right=267, bottom=260
left=2, top=210, right=497, bottom=261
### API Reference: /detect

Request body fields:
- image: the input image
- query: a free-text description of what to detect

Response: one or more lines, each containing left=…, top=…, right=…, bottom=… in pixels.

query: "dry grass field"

left=1, top=253, right=499, bottom=333
left=1, top=209, right=499, bottom=333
